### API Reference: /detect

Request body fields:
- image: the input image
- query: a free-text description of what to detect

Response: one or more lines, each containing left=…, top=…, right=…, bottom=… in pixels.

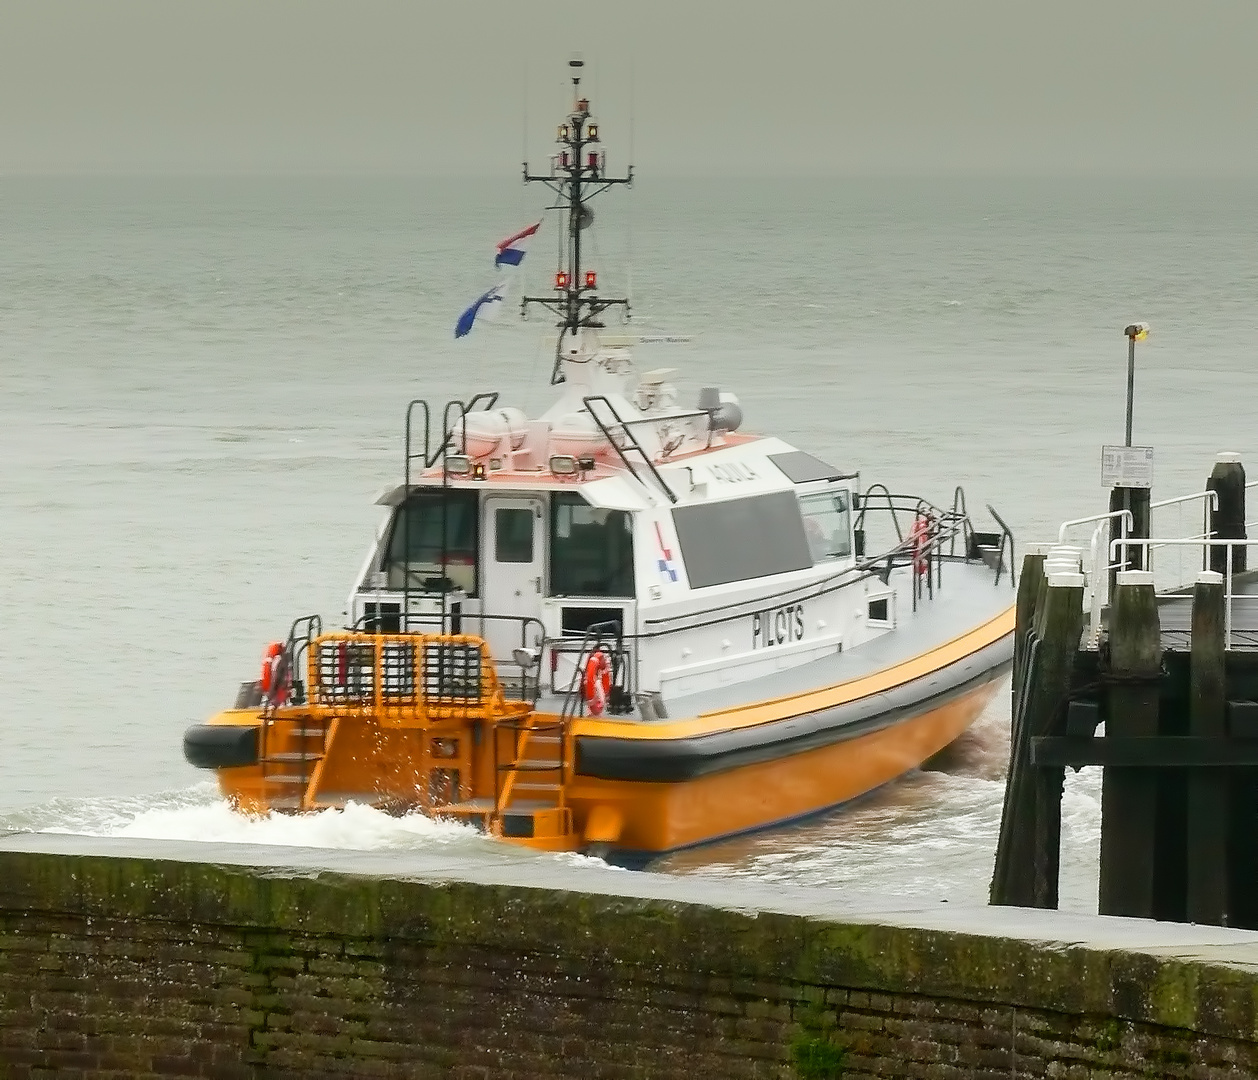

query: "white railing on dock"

left=1109, top=536, right=1254, bottom=648
left=1147, top=490, right=1219, bottom=588
left=1049, top=486, right=1229, bottom=646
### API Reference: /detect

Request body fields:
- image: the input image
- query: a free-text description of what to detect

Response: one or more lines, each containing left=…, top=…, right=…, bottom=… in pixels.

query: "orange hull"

left=203, top=608, right=1012, bottom=860
left=563, top=677, right=1001, bottom=857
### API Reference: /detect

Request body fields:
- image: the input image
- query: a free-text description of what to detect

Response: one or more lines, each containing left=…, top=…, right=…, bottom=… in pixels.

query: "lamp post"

left=1110, top=322, right=1151, bottom=578
left=1123, top=322, right=1149, bottom=446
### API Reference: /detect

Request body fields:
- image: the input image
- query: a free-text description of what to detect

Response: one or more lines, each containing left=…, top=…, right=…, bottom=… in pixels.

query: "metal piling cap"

left=1116, top=570, right=1155, bottom=587
left=1047, top=571, right=1085, bottom=589
left=1196, top=569, right=1224, bottom=585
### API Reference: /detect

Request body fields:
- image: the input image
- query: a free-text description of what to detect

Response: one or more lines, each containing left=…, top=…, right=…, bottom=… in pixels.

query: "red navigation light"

left=560, top=151, right=569, bottom=168
left=555, top=272, right=569, bottom=289
left=587, top=152, right=598, bottom=169
left=585, top=270, right=597, bottom=288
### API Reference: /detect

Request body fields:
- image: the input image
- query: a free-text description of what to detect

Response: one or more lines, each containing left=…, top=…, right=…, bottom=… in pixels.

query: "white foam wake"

left=1, top=782, right=488, bottom=852
left=0, top=783, right=621, bottom=872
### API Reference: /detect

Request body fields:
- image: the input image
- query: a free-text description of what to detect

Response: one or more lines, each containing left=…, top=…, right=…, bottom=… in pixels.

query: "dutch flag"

left=454, top=281, right=507, bottom=339
left=495, top=221, right=542, bottom=268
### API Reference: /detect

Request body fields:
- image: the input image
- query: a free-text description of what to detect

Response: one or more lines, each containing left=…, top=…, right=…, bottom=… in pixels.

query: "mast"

left=521, top=58, right=633, bottom=384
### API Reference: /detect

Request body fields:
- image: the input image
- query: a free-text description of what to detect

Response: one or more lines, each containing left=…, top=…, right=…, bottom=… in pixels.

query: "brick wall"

left=2, top=850, right=1257, bottom=1078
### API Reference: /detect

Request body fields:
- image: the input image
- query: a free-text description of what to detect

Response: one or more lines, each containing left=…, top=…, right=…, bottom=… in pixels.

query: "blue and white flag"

left=495, top=221, right=542, bottom=268
left=454, top=281, right=507, bottom=339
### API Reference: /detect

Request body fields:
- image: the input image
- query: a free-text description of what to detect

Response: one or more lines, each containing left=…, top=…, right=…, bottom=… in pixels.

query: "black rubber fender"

left=183, top=724, right=259, bottom=770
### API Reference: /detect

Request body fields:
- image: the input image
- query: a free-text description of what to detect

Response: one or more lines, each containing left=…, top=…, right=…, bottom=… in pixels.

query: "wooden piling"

left=1109, top=485, right=1151, bottom=574
left=1207, top=455, right=1246, bottom=575
left=1187, top=570, right=1228, bottom=925
left=991, top=567, right=1084, bottom=908
left=1012, top=549, right=1048, bottom=723
left=1099, top=570, right=1162, bottom=919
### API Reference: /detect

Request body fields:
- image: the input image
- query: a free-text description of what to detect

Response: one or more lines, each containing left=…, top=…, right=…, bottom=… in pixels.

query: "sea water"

left=3, top=174, right=1258, bottom=910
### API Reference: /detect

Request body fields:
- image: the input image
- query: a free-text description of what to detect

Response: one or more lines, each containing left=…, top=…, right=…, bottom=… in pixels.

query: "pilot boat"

left=183, top=62, right=1016, bottom=863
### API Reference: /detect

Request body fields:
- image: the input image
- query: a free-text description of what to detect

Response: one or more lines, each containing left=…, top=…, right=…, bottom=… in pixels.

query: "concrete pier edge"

left=4, top=833, right=1258, bottom=1075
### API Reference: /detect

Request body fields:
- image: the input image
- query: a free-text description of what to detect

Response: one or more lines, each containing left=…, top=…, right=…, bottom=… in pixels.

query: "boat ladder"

left=489, top=713, right=574, bottom=845
left=258, top=712, right=336, bottom=811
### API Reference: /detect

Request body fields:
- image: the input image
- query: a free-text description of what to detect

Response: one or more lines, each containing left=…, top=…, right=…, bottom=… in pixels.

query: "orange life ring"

left=582, top=650, right=613, bottom=716
left=909, top=515, right=930, bottom=577
left=260, top=641, right=283, bottom=696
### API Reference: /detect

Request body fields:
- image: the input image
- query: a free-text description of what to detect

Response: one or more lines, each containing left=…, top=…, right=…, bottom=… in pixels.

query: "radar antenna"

left=521, top=57, right=633, bottom=384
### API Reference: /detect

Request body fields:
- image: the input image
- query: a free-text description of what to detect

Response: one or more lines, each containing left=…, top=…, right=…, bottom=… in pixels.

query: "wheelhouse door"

left=479, top=497, right=546, bottom=664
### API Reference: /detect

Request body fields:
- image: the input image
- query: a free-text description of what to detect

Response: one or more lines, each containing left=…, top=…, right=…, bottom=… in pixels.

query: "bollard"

left=991, top=570, right=1085, bottom=908
left=1099, top=570, right=1162, bottom=919
left=1207, top=454, right=1246, bottom=576
left=1187, top=570, right=1228, bottom=925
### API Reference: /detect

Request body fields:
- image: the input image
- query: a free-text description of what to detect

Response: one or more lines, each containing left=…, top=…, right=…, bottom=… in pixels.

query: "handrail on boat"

left=582, top=393, right=678, bottom=504
left=559, top=619, right=632, bottom=722
left=950, top=485, right=971, bottom=558
left=854, top=483, right=906, bottom=542
left=346, top=611, right=547, bottom=703
left=258, top=613, right=324, bottom=790
left=986, top=503, right=1016, bottom=588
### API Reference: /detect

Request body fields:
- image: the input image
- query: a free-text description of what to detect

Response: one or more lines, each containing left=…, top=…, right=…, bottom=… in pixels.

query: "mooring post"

left=1099, top=569, right=1161, bottom=918
left=1187, top=569, right=1228, bottom=925
left=1207, top=454, right=1246, bottom=576
left=991, top=568, right=1084, bottom=908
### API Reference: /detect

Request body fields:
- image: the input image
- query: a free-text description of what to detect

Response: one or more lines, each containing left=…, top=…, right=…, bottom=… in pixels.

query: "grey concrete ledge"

left=3, top=831, right=1258, bottom=1041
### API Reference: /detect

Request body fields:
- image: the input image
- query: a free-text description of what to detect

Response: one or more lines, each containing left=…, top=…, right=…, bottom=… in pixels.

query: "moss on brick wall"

left=1, top=850, right=1257, bottom=1078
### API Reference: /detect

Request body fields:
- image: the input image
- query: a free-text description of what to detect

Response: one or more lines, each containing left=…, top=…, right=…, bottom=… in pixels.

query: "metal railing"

left=582, top=394, right=678, bottom=504
left=1053, top=487, right=1227, bottom=646
left=559, top=620, right=632, bottom=721
left=852, top=487, right=1013, bottom=599
left=304, top=630, right=528, bottom=725
left=348, top=610, right=546, bottom=702
left=1107, top=536, right=1257, bottom=648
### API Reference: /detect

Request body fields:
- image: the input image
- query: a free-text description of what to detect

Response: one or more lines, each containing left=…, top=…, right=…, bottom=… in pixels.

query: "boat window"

left=671, top=490, right=814, bottom=589
left=798, top=490, right=853, bottom=561
left=382, top=490, right=479, bottom=595
left=549, top=494, right=635, bottom=598
left=494, top=507, right=534, bottom=563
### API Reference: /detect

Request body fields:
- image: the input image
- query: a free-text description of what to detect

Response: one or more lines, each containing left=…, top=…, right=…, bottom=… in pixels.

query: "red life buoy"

left=260, top=641, right=283, bottom=697
left=582, top=650, right=613, bottom=716
left=909, top=515, right=930, bottom=577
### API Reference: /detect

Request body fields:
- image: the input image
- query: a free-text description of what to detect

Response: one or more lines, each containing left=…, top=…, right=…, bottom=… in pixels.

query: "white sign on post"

left=1100, top=445, right=1154, bottom=489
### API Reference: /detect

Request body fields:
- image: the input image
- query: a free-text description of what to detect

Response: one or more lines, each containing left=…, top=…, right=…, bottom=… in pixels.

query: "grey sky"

left=1, top=1, right=1256, bottom=176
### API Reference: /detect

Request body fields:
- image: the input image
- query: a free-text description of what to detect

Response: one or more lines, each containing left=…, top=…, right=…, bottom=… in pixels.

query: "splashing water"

left=2, top=782, right=487, bottom=852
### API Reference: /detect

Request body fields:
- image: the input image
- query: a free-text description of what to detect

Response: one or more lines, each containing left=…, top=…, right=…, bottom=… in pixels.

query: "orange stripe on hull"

left=564, top=676, right=1004, bottom=857
left=573, top=605, right=1015, bottom=742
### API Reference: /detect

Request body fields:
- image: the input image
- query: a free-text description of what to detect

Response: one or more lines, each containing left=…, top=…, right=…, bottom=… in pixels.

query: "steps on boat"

left=259, top=715, right=328, bottom=808
left=437, top=725, right=575, bottom=846
left=497, top=726, right=572, bottom=844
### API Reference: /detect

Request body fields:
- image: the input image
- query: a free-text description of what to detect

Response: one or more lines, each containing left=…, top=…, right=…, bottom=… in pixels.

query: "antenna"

left=521, top=60, right=528, bottom=174
left=570, top=55, right=583, bottom=109
left=520, top=57, right=633, bottom=383
left=628, top=57, right=636, bottom=312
